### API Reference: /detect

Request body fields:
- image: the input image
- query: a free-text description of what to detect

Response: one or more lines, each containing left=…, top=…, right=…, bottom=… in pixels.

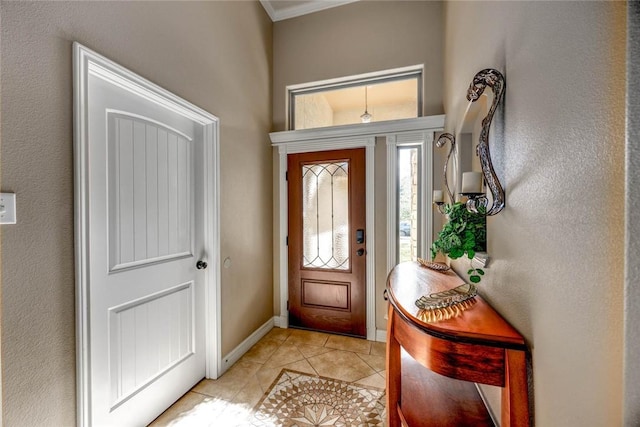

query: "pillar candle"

left=433, top=190, right=444, bottom=203
left=461, top=171, right=483, bottom=193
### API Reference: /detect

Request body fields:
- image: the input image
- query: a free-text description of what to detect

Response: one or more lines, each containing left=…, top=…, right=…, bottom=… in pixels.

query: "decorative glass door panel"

left=302, top=162, right=350, bottom=270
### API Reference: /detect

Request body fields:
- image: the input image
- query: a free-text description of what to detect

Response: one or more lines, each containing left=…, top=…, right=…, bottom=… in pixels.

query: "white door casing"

left=74, top=43, right=221, bottom=426
left=275, top=137, right=376, bottom=341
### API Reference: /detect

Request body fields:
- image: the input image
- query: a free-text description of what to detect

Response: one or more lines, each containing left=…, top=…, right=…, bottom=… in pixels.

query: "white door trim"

left=73, top=43, right=221, bottom=426
left=271, top=117, right=444, bottom=341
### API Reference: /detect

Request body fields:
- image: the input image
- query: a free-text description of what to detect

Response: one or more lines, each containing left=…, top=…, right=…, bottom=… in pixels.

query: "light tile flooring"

left=150, top=328, right=387, bottom=426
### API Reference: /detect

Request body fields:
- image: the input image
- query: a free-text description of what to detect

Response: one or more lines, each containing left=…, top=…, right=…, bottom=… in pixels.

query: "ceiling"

left=260, top=0, right=359, bottom=22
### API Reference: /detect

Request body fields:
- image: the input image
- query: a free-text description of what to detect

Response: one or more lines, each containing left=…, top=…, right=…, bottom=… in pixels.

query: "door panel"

left=302, top=279, right=350, bottom=310
left=288, top=149, right=366, bottom=337
left=108, top=282, right=194, bottom=407
left=108, top=113, right=193, bottom=271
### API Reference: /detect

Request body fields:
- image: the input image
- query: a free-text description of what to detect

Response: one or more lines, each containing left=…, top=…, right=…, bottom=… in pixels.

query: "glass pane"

left=398, top=147, right=420, bottom=263
left=302, top=161, right=350, bottom=270
left=293, top=77, right=419, bottom=130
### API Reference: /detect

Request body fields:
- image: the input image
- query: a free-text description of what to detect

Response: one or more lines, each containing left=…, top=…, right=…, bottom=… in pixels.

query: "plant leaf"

left=449, top=248, right=464, bottom=259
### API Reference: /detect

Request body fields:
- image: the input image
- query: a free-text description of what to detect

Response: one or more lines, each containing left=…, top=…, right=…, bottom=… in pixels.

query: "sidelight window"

left=397, top=146, right=422, bottom=263
left=386, top=130, right=432, bottom=271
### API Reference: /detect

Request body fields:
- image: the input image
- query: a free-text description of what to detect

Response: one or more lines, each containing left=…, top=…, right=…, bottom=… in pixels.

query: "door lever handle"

left=196, top=260, right=208, bottom=270
left=356, top=248, right=365, bottom=256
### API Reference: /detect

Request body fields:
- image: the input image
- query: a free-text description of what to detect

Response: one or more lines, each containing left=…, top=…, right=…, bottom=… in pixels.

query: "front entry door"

left=288, top=149, right=366, bottom=337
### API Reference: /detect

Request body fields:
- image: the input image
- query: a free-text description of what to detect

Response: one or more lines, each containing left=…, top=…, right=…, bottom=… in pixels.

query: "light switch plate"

left=0, top=193, right=16, bottom=224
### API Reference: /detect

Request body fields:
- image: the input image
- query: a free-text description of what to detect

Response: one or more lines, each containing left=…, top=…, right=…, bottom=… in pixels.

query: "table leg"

left=501, top=349, right=530, bottom=426
left=386, top=305, right=402, bottom=427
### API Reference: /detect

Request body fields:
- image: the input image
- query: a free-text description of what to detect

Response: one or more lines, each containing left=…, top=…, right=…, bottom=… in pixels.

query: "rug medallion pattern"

left=250, top=369, right=385, bottom=426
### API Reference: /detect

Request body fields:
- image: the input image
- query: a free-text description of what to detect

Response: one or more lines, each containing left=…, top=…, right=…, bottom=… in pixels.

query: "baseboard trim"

left=273, top=315, right=288, bottom=328
left=375, top=329, right=387, bottom=342
left=220, top=317, right=275, bottom=375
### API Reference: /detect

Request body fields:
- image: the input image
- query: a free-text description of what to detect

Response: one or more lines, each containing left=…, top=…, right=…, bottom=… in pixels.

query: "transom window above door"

left=288, top=66, right=423, bottom=130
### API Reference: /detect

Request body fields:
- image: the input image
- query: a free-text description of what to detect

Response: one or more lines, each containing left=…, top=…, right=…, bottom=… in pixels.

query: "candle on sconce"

left=433, top=190, right=444, bottom=203
left=461, top=171, right=483, bottom=193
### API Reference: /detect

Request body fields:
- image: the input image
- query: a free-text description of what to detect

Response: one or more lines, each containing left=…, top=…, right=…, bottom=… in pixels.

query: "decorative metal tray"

left=415, top=283, right=478, bottom=311
left=417, top=258, right=450, bottom=272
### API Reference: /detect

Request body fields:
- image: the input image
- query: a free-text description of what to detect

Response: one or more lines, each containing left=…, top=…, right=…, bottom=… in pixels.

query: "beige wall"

left=273, top=0, right=444, bottom=132
left=0, top=2, right=272, bottom=425
left=443, top=2, right=626, bottom=424
left=272, top=0, right=444, bottom=331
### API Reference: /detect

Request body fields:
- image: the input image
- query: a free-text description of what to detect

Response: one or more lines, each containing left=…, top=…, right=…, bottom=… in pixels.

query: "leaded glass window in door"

left=302, top=161, right=350, bottom=270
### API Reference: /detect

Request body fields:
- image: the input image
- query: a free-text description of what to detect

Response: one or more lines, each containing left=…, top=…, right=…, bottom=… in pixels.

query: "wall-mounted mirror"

left=455, top=91, right=491, bottom=202
left=453, top=91, right=491, bottom=254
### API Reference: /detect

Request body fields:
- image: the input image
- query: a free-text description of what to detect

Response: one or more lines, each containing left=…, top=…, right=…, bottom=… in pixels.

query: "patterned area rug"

left=249, top=369, right=386, bottom=426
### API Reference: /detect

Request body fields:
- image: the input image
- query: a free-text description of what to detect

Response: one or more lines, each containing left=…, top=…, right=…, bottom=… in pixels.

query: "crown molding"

left=260, top=0, right=359, bottom=22
left=259, top=0, right=277, bottom=21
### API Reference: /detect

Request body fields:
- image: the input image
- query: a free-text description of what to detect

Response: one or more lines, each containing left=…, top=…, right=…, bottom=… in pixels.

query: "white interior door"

left=74, top=43, right=220, bottom=426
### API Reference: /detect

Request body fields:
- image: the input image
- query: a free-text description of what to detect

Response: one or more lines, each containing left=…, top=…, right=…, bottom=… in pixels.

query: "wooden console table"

left=386, top=262, right=530, bottom=426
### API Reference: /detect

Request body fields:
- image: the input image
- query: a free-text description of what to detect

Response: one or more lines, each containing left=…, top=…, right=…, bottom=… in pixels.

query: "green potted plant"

left=431, top=202, right=486, bottom=283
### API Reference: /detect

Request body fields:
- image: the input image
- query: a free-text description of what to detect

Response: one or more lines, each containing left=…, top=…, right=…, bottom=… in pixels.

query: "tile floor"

left=150, top=328, right=387, bottom=426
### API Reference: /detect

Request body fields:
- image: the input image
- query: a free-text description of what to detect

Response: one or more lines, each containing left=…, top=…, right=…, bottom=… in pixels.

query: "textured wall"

left=443, top=2, right=626, bottom=424
left=0, top=2, right=272, bottom=425
left=271, top=1, right=444, bottom=330
left=625, top=2, right=640, bottom=424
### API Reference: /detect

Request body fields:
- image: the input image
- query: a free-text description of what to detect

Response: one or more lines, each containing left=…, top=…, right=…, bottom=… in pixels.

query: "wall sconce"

left=433, top=68, right=506, bottom=216
left=433, top=189, right=447, bottom=215
left=460, top=171, right=488, bottom=214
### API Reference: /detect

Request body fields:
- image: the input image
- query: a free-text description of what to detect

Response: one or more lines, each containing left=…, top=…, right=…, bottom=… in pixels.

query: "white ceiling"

left=260, top=0, right=359, bottom=22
